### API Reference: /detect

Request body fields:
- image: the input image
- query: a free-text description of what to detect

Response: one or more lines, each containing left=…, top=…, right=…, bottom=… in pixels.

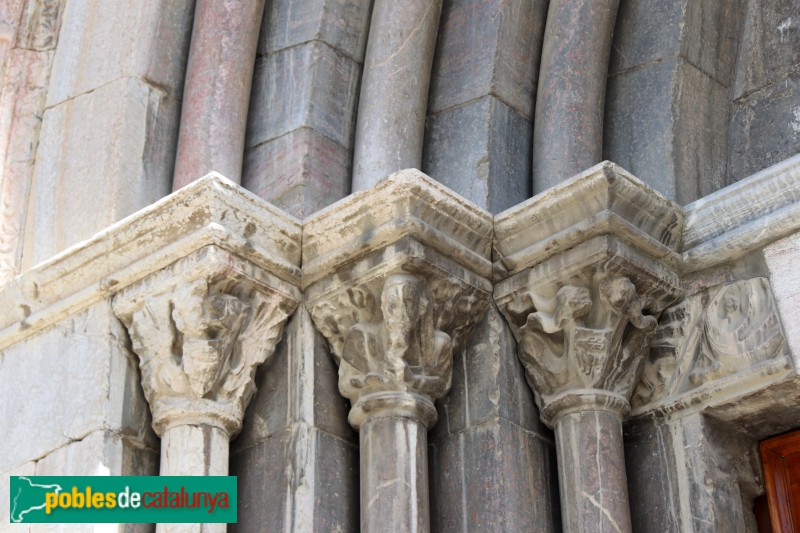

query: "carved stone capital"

left=114, top=246, right=301, bottom=437
left=507, top=273, right=657, bottom=423
left=632, top=277, right=788, bottom=414
left=303, top=169, right=493, bottom=429
left=494, top=163, right=684, bottom=426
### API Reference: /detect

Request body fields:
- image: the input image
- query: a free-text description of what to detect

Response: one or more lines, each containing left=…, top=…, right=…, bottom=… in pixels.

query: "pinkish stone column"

left=172, top=0, right=265, bottom=190
left=532, top=0, right=620, bottom=192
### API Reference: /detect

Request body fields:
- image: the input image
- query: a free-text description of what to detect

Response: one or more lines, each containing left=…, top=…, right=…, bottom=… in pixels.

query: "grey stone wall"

left=242, top=0, right=370, bottom=218
left=731, top=0, right=800, bottom=184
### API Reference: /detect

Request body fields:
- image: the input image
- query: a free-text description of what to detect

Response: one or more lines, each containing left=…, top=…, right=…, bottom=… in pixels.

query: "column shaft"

left=351, top=0, right=443, bottom=191
left=360, top=415, right=430, bottom=533
left=532, top=0, right=619, bottom=192
left=172, top=0, right=265, bottom=189
left=554, top=409, right=632, bottom=533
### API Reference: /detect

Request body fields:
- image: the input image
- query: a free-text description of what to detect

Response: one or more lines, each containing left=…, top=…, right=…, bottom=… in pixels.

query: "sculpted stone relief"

left=308, top=271, right=487, bottom=427
left=117, top=276, right=296, bottom=436
left=633, top=277, right=786, bottom=408
left=504, top=272, right=657, bottom=422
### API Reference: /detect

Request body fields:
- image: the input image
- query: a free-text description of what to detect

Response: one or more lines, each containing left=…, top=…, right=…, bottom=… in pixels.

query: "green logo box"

left=9, top=476, right=237, bottom=524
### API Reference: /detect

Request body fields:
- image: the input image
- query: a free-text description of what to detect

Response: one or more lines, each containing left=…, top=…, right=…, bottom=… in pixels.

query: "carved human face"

left=382, top=275, right=421, bottom=332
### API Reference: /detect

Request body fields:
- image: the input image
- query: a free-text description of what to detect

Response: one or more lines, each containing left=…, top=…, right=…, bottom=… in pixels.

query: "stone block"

left=730, top=67, right=800, bottom=183
left=610, top=0, right=682, bottom=75
left=733, top=0, right=800, bottom=99
left=611, top=0, right=742, bottom=85
left=231, top=424, right=358, bottom=532
left=259, top=0, right=371, bottom=61
left=34, top=430, right=157, bottom=477
left=605, top=58, right=729, bottom=203
left=423, top=95, right=531, bottom=214
left=46, top=0, right=193, bottom=106
left=242, top=127, right=351, bottom=218
left=428, top=0, right=546, bottom=118
left=765, top=231, right=800, bottom=371
left=234, top=307, right=355, bottom=453
left=672, top=59, right=730, bottom=199
left=430, top=305, right=546, bottom=443
left=429, top=417, right=559, bottom=532
left=625, top=415, right=755, bottom=533
left=246, top=41, right=360, bottom=150
left=23, top=77, right=180, bottom=267
left=0, top=301, right=155, bottom=472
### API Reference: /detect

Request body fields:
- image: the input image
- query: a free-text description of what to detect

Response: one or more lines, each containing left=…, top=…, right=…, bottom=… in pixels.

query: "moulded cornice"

left=0, top=172, right=301, bottom=350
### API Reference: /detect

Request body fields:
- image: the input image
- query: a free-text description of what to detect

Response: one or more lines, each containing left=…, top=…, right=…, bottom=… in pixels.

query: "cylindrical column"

left=532, top=0, right=620, bottom=193
left=172, top=0, right=265, bottom=190
left=156, top=424, right=230, bottom=533
left=552, top=404, right=632, bottom=533
left=351, top=0, right=443, bottom=191
left=352, top=392, right=437, bottom=533
left=159, top=424, right=230, bottom=476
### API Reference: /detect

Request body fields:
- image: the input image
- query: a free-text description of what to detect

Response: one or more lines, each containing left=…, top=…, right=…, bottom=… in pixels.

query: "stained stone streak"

left=533, top=0, right=620, bottom=192
left=172, top=0, right=265, bottom=189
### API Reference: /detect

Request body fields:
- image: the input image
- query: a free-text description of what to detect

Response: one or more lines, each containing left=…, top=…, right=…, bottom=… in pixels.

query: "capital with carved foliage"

left=111, top=174, right=302, bottom=438
left=494, top=162, right=684, bottom=426
left=114, top=251, right=299, bottom=437
left=303, top=169, right=493, bottom=429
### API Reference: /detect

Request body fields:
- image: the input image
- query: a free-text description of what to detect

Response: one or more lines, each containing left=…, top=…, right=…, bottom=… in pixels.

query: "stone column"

left=115, top=270, right=298, bottom=532
left=111, top=177, right=302, bottom=532
left=303, top=169, right=493, bottom=532
left=494, top=162, right=684, bottom=533
left=351, top=0, right=443, bottom=191
left=532, top=0, right=619, bottom=193
left=172, top=0, right=265, bottom=190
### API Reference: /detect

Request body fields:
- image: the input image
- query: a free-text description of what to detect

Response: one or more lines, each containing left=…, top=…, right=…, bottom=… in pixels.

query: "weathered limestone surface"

left=243, top=0, right=370, bottom=218
left=532, top=0, right=619, bottom=193
left=172, top=0, right=264, bottom=189
left=0, top=0, right=64, bottom=284
left=304, top=169, right=493, bottom=531
left=21, top=0, right=193, bottom=267
left=45, top=0, right=192, bottom=108
left=605, top=0, right=743, bottom=203
left=765, top=231, right=800, bottom=371
left=0, top=301, right=155, bottom=474
left=23, top=78, right=181, bottom=269
left=682, top=154, right=800, bottom=273
left=351, top=1, right=443, bottom=190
